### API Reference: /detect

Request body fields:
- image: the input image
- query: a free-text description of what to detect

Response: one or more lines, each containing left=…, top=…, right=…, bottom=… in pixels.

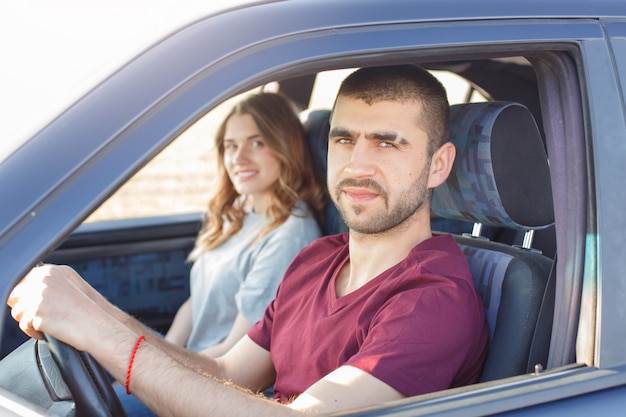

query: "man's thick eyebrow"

left=328, top=128, right=410, bottom=146
left=366, top=132, right=410, bottom=145
left=329, top=127, right=354, bottom=138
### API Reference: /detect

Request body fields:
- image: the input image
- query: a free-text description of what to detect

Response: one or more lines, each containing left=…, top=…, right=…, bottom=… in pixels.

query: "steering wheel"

left=44, top=335, right=128, bottom=417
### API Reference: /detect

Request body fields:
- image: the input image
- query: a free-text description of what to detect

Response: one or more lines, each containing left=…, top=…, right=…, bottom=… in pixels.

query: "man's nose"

left=344, top=140, right=376, bottom=177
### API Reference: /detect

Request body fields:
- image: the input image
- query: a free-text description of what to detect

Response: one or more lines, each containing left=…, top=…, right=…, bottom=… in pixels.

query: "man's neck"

left=336, top=213, right=433, bottom=298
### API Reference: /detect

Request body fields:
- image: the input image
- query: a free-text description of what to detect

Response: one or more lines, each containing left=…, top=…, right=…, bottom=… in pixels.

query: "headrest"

left=432, top=102, right=554, bottom=231
left=301, top=109, right=331, bottom=181
left=301, top=109, right=348, bottom=235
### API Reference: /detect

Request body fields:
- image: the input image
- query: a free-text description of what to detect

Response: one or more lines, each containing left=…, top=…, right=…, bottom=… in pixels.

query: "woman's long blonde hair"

left=188, top=92, right=327, bottom=260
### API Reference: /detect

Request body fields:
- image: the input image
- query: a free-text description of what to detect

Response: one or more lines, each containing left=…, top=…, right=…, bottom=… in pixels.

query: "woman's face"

left=223, top=113, right=282, bottom=212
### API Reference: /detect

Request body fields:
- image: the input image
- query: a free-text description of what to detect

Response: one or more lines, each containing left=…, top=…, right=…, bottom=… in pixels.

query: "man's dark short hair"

left=336, top=65, right=450, bottom=154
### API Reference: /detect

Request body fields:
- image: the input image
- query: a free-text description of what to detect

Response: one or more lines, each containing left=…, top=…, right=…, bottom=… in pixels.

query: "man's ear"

left=427, top=142, right=456, bottom=189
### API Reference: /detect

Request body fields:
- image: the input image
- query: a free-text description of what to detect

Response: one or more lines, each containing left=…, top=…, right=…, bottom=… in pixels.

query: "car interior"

left=0, top=53, right=567, bottom=413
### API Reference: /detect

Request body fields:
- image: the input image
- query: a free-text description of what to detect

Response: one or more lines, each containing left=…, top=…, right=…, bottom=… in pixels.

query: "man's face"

left=327, top=97, right=434, bottom=235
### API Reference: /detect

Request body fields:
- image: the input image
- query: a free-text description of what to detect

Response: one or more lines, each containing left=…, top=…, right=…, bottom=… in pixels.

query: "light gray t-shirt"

left=186, top=202, right=321, bottom=351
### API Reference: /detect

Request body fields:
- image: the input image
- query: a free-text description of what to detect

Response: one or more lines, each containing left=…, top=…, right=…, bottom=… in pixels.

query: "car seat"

left=301, top=109, right=347, bottom=235
left=432, top=101, right=555, bottom=381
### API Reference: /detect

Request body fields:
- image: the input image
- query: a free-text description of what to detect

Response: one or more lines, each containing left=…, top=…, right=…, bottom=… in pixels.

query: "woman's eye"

left=251, top=140, right=264, bottom=148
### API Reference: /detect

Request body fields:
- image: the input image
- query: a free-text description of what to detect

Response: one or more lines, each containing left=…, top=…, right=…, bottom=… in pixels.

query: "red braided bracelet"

left=125, top=335, right=146, bottom=395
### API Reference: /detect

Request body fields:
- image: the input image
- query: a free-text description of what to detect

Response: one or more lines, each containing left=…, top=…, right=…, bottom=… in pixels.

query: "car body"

left=1, top=0, right=626, bottom=415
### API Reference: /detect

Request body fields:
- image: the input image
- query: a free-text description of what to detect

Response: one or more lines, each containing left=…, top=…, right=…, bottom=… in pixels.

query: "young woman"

left=115, top=92, right=327, bottom=416
left=164, top=92, right=327, bottom=356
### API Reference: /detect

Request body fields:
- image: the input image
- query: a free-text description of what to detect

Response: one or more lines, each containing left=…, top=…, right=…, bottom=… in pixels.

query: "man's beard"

left=332, top=163, right=431, bottom=235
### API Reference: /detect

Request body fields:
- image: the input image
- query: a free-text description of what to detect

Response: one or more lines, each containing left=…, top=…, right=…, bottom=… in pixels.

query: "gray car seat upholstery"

left=432, top=101, right=555, bottom=381
left=302, top=109, right=347, bottom=235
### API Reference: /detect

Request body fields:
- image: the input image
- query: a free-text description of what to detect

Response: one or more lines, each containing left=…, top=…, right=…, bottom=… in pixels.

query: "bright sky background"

left=0, top=0, right=251, bottom=160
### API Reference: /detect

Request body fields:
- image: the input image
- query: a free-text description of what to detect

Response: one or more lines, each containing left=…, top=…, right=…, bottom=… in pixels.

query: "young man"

left=9, top=64, right=488, bottom=416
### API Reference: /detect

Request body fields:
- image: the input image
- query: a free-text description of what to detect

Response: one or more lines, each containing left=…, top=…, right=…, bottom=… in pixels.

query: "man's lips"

left=336, top=178, right=387, bottom=202
left=341, top=187, right=379, bottom=202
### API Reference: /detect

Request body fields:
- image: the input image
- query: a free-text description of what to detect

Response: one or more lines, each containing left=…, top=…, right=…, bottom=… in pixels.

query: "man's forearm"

left=84, top=306, right=285, bottom=417
left=104, top=301, right=223, bottom=380
left=126, top=340, right=299, bottom=417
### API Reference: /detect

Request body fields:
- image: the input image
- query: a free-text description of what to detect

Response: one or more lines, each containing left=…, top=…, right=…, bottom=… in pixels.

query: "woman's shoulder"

left=289, top=199, right=316, bottom=218
left=278, top=201, right=323, bottom=232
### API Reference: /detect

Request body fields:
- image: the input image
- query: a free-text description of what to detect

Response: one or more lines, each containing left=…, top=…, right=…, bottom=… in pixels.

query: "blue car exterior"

left=1, top=0, right=626, bottom=415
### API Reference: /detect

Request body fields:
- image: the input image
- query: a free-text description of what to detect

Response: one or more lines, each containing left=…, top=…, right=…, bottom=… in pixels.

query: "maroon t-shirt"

left=248, top=233, right=488, bottom=403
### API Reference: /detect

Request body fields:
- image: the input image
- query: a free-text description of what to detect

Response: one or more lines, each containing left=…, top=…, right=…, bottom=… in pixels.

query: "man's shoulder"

left=403, top=234, right=473, bottom=286
left=411, top=234, right=466, bottom=264
left=420, top=233, right=462, bottom=250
